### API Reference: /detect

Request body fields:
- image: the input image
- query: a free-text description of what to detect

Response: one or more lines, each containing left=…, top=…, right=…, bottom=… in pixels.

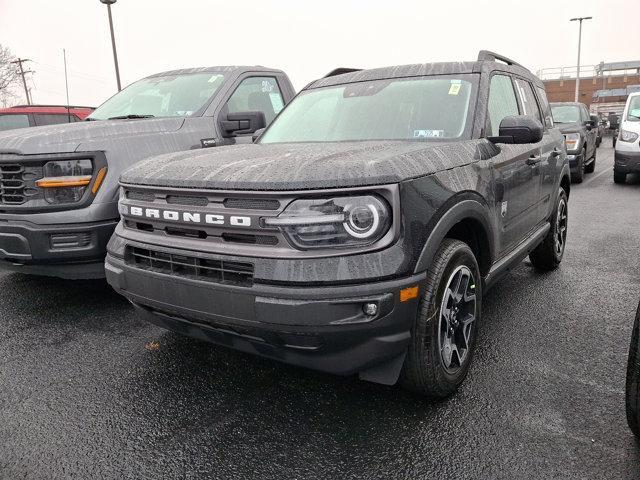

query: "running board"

left=484, top=222, right=550, bottom=290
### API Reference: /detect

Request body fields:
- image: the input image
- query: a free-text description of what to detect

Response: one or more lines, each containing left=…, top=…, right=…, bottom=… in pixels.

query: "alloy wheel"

left=438, top=265, right=477, bottom=372
left=555, top=198, right=568, bottom=256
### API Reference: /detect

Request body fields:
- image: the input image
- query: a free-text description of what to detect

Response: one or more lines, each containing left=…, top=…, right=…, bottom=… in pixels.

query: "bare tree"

left=0, top=44, right=21, bottom=107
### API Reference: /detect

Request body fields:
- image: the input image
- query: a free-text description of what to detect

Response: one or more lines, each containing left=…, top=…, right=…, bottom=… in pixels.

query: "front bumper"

left=0, top=218, right=118, bottom=279
left=105, top=249, right=424, bottom=384
left=614, top=150, right=640, bottom=174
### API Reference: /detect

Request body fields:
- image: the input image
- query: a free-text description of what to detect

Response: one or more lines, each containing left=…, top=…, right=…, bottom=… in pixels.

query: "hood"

left=121, top=140, right=485, bottom=191
left=555, top=123, right=583, bottom=135
left=0, top=117, right=185, bottom=155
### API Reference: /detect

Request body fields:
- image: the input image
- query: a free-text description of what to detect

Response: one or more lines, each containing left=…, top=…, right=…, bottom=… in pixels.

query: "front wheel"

left=571, top=149, right=585, bottom=183
left=529, top=188, right=568, bottom=271
left=614, top=172, right=627, bottom=184
left=400, top=239, right=481, bottom=399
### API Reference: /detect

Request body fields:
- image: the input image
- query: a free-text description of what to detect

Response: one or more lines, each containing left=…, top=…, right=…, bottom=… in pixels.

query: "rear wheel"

left=400, top=239, right=481, bottom=399
left=626, top=303, right=640, bottom=438
left=585, top=150, right=596, bottom=173
left=614, top=172, right=627, bottom=184
left=529, top=188, right=568, bottom=271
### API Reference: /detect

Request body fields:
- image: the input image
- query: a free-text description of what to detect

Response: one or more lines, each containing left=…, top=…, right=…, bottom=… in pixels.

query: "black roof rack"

left=477, top=50, right=527, bottom=70
left=323, top=68, right=362, bottom=78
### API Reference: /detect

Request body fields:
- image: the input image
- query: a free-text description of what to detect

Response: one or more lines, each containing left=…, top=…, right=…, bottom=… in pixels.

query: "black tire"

left=585, top=156, right=596, bottom=174
left=400, top=239, right=481, bottom=399
left=614, top=172, right=627, bottom=184
left=626, top=303, right=640, bottom=438
left=571, top=149, right=585, bottom=183
left=529, top=188, right=568, bottom=271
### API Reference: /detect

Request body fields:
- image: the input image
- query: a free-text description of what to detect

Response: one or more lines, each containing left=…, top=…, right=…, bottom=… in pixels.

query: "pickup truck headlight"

left=564, top=133, right=581, bottom=152
left=36, top=159, right=93, bottom=204
left=263, top=195, right=391, bottom=249
left=619, top=129, right=639, bottom=143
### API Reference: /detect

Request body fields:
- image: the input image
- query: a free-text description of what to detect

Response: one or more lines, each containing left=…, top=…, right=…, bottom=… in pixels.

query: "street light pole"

left=570, top=16, right=592, bottom=102
left=100, top=0, right=121, bottom=91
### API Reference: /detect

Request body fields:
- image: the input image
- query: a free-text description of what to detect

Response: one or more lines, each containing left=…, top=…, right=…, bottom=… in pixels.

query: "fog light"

left=363, top=303, right=378, bottom=316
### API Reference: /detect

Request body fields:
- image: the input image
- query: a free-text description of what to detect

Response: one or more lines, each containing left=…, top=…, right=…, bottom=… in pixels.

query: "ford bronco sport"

left=106, top=51, right=570, bottom=398
left=0, top=66, right=294, bottom=279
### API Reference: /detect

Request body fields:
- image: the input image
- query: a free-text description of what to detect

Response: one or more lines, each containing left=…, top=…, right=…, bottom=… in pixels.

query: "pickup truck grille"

left=0, top=163, right=43, bottom=205
left=126, top=246, right=254, bottom=287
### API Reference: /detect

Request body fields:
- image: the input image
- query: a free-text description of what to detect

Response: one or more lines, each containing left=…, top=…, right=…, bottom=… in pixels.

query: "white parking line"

left=583, top=168, right=611, bottom=186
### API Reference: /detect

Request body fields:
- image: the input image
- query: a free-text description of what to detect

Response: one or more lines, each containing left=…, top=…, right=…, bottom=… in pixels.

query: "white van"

left=614, top=92, right=640, bottom=184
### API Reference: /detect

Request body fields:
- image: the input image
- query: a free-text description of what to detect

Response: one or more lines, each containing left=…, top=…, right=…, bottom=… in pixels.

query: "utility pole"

left=63, top=49, right=71, bottom=122
left=10, top=58, right=32, bottom=105
left=100, top=0, right=122, bottom=91
left=570, top=16, right=592, bottom=102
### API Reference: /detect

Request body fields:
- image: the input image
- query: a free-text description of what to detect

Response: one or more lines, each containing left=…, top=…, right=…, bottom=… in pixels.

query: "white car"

left=614, top=92, right=640, bottom=184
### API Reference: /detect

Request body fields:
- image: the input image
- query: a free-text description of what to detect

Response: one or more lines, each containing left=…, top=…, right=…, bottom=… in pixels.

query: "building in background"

left=539, top=61, right=640, bottom=117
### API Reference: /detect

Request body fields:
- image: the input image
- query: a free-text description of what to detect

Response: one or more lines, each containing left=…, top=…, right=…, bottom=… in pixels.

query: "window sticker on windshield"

left=448, top=84, right=461, bottom=95
left=269, top=93, right=284, bottom=114
left=208, top=75, right=223, bottom=83
left=414, top=129, right=444, bottom=139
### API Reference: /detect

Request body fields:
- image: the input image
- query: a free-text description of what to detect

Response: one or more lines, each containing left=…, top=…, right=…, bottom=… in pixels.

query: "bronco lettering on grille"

left=128, top=206, right=252, bottom=227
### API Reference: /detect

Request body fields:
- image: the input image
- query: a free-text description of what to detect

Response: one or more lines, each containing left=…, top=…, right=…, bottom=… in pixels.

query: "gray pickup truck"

left=0, top=66, right=295, bottom=279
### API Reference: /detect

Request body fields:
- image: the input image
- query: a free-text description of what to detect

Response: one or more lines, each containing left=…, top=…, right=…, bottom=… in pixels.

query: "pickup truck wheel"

left=585, top=151, right=596, bottom=173
left=626, top=303, right=640, bottom=438
left=571, top=149, right=585, bottom=183
left=529, top=188, right=568, bottom=271
left=400, top=239, right=481, bottom=399
left=614, top=172, right=627, bottom=184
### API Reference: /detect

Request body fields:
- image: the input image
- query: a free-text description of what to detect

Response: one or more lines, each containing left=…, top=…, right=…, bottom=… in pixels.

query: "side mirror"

left=489, top=115, right=543, bottom=144
left=252, top=127, right=266, bottom=143
left=221, top=111, right=266, bottom=138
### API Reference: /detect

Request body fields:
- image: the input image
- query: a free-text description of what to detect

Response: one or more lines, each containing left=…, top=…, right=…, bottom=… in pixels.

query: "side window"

left=535, top=86, right=554, bottom=128
left=514, top=79, right=542, bottom=123
left=33, top=114, right=74, bottom=126
left=226, top=77, right=285, bottom=125
left=487, top=75, right=519, bottom=136
left=581, top=107, right=590, bottom=122
left=0, top=114, right=30, bottom=131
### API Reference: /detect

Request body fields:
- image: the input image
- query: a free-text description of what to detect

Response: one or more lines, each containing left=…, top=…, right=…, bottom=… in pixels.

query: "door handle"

left=550, top=148, right=562, bottom=157
left=526, top=155, right=542, bottom=166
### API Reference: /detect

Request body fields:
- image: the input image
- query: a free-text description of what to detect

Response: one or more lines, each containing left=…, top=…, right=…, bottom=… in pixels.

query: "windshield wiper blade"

left=107, top=114, right=155, bottom=120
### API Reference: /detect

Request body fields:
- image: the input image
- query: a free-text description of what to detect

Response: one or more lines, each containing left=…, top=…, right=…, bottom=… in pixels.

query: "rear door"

left=487, top=74, right=541, bottom=254
left=581, top=105, right=596, bottom=158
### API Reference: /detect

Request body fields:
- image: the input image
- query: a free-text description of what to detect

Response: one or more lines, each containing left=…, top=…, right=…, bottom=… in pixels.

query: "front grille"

left=166, top=195, right=208, bottom=206
left=126, top=190, right=155, bottom=202
left=126, top=247, right=254, bottom=287
left=223, top=198, right=280, bottom=210
left=0, top=164, right=28, bottom=204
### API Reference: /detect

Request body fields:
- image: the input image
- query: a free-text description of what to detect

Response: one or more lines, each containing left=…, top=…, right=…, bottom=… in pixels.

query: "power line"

left=10, top=58, right=33, bottom=105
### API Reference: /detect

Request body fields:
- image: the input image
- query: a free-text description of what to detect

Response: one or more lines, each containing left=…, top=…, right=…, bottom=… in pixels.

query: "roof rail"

left=477, top=50, right=526, bottom=70
left=323, top=68, right=362, bottom=78
left=10, top=104, right=95, bottom=109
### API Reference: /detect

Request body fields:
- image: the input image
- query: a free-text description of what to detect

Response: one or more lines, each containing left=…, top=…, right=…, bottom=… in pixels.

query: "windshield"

left=260, top=75, right=477, bottom=143
left=551, top=105, right=581, bottom=124
left=627, top=96, right=640, bottom=121
left=88, top=72, right=226, bottom=120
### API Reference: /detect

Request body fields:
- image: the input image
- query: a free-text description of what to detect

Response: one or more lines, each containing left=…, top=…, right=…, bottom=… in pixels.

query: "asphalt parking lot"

left=1, top=138, right=639, bottom=480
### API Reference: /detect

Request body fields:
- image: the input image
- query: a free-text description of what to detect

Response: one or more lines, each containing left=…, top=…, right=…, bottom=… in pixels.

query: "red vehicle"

left=0, top=105, right=95, bottom=131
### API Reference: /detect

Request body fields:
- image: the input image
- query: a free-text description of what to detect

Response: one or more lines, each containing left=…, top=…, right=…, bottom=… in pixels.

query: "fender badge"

left=201, top=138, right=217, bottom=148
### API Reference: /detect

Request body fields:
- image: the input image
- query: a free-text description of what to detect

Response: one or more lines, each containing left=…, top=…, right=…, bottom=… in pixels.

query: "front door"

left=486, top=74, right=541, bottom=255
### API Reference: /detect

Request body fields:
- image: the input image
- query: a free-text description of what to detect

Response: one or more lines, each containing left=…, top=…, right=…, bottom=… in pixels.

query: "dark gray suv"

left=106, top=51, right=570, bottom=398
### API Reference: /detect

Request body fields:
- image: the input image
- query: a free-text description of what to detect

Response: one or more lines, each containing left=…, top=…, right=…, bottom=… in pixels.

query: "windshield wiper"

left=107, top=114, right=155, bottom=120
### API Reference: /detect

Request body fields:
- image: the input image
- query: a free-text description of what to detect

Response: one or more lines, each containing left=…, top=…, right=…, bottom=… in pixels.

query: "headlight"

left=263, top=195, right=391, bottom=249
left=619, top=129, right=639, bottom=143
left=35, top=159, right=106, bottom=205
left=564, top=133, right=581, bottom=151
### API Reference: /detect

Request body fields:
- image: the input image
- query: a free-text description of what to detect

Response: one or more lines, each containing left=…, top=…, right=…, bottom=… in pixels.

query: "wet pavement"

left=1, top=138, right=639, bottom=479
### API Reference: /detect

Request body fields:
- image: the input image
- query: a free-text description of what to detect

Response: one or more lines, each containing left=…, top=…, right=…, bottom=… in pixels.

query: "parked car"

left=0, top=66, right=295, bottom=279
left=614, top=92, right=640, bottom=184
left=0, top=104, right=94, bottom=131
left=106, top=51, right=570, bottom=398
left=550, top=102, right=597, bottom=183
left=626, top=301, right=640, bottom=438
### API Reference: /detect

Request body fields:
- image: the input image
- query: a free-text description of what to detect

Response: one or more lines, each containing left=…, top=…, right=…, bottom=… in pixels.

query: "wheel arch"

left=413, top=194, right=496, bottom=278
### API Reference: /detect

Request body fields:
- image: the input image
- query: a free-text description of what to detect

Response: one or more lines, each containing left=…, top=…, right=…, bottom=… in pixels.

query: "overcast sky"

left=1, top=0, right=638, bottom=107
